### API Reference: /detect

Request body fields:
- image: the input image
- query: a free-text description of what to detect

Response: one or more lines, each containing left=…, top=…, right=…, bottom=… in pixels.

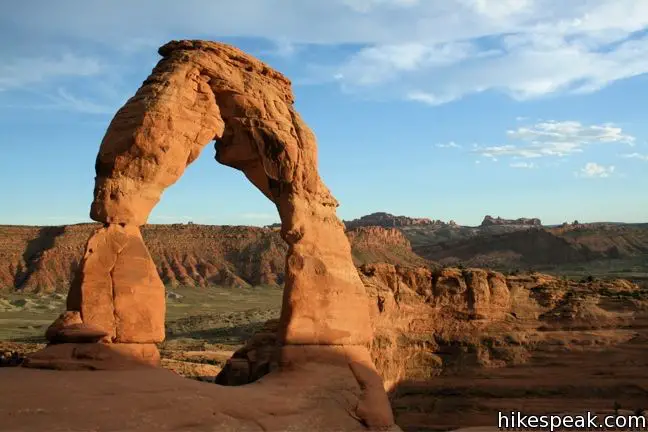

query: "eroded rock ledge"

left=216, top=264, right=647, bottom=392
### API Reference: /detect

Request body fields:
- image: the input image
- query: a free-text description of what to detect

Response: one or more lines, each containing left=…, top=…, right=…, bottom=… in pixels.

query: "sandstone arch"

left=35, top=40, right=375, bottom=364
left=78, top=39, right=373, bottom=347
left=24, top=40, right=395, bottom=430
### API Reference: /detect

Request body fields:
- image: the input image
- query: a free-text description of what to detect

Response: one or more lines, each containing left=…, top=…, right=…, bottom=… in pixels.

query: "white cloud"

left=6, top=1, right=648, bottom=47
left=328, top=1, right=648, bottom=104
left=336, top=41, right=477, bottom=86
left=578, top=162, right=615, bottom=178
left=436, top=141, right=462, bottom=149
left=621, top=152, right=648, bottom=161
left=52, top=88, right=115, bottom=114
left=457, top=0, right=534, bottom=20
left=340, top=31, right=648, bottom=104
left=474, top=120, right=635, bottom=159
left=407, top=91, right=460, bottom=106
left=260, top=38, right=300, bottom=58
left=1, top=86, right=127, bottom=115
left=509, top=161, right=536, bottom=168
left=0, top=54, right=102, bottom=91
left=2, top=0, right=648, bottom=106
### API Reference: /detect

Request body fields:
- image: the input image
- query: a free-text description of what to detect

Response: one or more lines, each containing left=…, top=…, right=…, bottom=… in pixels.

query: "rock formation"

left=481, top=215, right=542, bottom=227
left=345, top=212, right=436, bottom=229
left=346, top=226, right=429, bottom=266
left=216, top=264, right=514, bottom=389
left=211, top=264, right=648, bottom=430
left=347, top=227, right=412, bottom=249
left=24, top=40, right=394, bottom=429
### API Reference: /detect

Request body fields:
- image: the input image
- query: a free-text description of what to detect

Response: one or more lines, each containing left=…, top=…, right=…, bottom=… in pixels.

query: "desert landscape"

left=3, top=2, right=648, bottom=431
left=2, top=211, right=648, bottom=430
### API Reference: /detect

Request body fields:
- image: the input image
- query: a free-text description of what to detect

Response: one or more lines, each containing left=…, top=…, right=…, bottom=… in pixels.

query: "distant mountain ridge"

left=344, top=212, right=456, bottom=229
left=2, top=211, right=647, bottom=292
left=0, top=223, right=426, bottom=292
left=343, top=212, right=648, bottom=277
left=481, top=215, right=542, bottom=227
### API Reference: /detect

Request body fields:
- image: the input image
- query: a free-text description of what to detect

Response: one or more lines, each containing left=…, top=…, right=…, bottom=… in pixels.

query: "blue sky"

left=1, top=0, right=647, bottom=226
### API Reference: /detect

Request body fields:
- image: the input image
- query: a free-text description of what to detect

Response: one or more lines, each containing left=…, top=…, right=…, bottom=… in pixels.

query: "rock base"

left=0, top=365, right=404, bottom=432
left=280, top=344, right=395, bottom=429
left=23, top=343, right=160, bottom=371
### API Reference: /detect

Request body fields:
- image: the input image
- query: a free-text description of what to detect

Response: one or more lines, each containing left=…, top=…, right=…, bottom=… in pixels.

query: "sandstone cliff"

left=217, top=263, right=648, bottom=386
left=345, top=226, right=428, bottom=267
left=214, top=264, right=648, bottom=430
left=0, top=224, right=427, bottom=292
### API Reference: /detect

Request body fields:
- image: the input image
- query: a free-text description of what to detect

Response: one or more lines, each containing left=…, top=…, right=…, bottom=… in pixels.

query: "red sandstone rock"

left=45, top=311, right=83, bottom=342
left=30, top=40, right=393, bottom=430
left=432, top=267, right=510, bottom=319
left=110, top=227, right=166, bottom=343
left=279, top=344, right=395, bottom=429
left=23, top=343, right=160, bottom=370
left=219, top=264, right=516, bottom=391
left=2, top=362, right=403, bottom=432
left=47, top=323, right=109, bottom=344
left=66, top=224, right=165, bottom=344
left=86, top=40, right=371, bottom=346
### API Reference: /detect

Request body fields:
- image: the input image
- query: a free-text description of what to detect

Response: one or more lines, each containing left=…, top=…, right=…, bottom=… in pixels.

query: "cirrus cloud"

left=621, top=152, right=648, bottom=161
left=2, top=0, right=648, bottom=108
left=473, top=120, right=635, bottom=160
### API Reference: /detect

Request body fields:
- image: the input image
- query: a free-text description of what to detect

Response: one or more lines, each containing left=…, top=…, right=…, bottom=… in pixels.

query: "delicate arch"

left=78, top=40, right=371, bottom=346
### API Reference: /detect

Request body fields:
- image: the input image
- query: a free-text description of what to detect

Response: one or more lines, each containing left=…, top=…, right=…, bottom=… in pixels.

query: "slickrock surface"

left=0, top=364, right=402, bottom=432
left=24, top=342, right=161, bottom=370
